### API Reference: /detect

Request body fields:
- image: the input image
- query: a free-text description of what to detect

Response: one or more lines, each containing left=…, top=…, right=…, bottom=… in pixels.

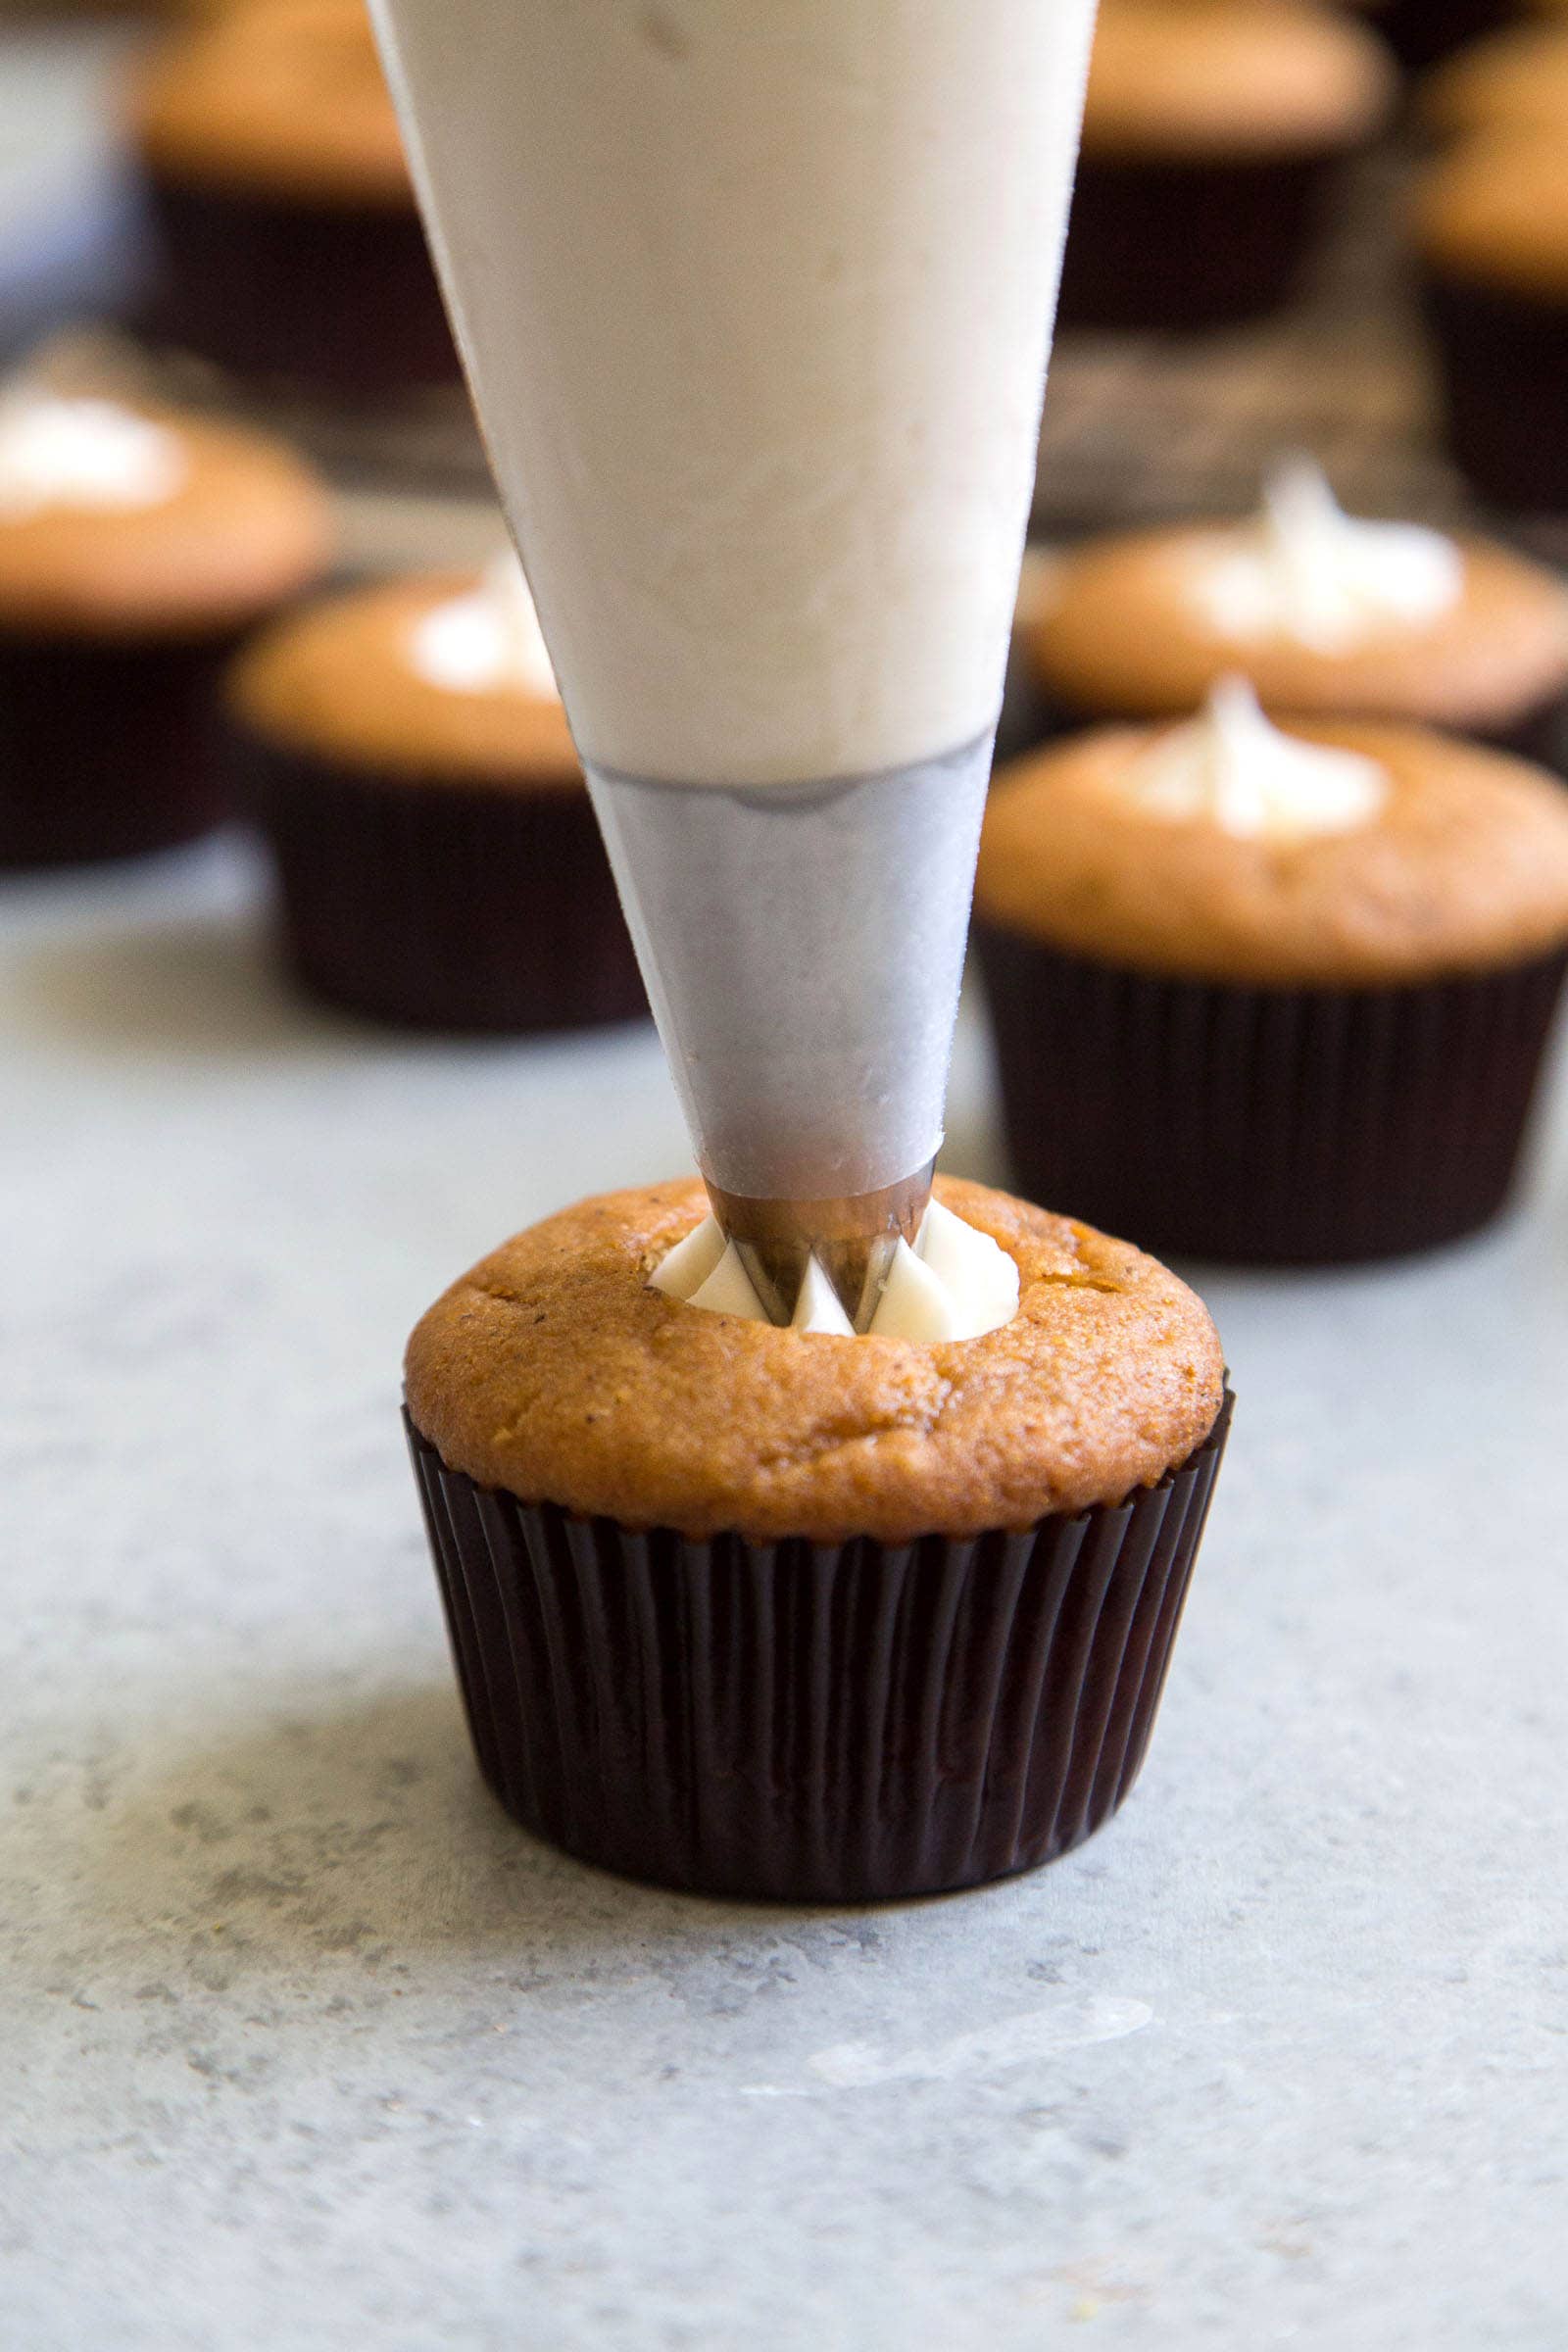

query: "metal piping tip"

left=706, top=1160, right=934, bottom=1332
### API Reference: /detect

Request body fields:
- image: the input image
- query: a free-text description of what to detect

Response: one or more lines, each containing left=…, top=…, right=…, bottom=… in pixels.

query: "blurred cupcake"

left=404, top=1174, right=1232, bottom=1901
left=1019, top=459, right=1568, bottom=766
left=975, top=682, right=1568, bottom=1263
left=1415, top=133, right=1568, bottom=512
left=1419, top=25, right=1568, bottom=142
left=227, top=556, right=647, bottom=1032
left=128, top=0, right=459, bottom=401
left=1057, top=0, right=1396, bottom=331
left=0, top=378, right=330, bottom=866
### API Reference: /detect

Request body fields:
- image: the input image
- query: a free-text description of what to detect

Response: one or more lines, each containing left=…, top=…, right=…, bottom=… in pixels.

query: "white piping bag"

left=368, top=0, right=1096, bottom=1322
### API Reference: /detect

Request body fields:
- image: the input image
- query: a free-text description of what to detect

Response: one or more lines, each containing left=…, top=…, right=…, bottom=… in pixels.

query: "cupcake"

left=975, top=682, right=1568, bottom=1264
left=227, top=556, right=647, bottom=1032
left=1415, top=133, right=1568, bottom=512
left=0, top=378, right=331, bottom=867
left=404, top=1175, right=1232, bottom=1902
left=1019, top=459, right=1568, bottom=768
left=1056, top=0, right=1396, bottom=332
left=127, top=0, right=459, bottom=401
left=1419, top=25, right=1568, bottom=143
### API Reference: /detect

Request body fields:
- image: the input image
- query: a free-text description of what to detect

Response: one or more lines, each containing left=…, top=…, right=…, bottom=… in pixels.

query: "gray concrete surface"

left=1, top=835, right=1564, bottom=2350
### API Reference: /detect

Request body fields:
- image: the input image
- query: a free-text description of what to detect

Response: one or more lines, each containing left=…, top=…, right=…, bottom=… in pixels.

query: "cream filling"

left=0, top=384, right=188, bottom=519
left=1125, top=677, right=1391, bottom=843
left=1193, top=457, right=1464, bottom=655
left=407, top=552, right=562, bottom=700
left=651, top=1197, right=1020, bottom=1341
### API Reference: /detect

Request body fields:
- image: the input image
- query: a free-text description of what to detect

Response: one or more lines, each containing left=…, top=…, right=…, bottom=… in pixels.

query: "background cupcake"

left=127, top=0, right=460, bottom=401
left=227, top=556, right=647, bottom=1033
left=975, top=684, right=1568, bottom=1263
left=1018, top=459, right=1568, bottom=765
left=1056, top=0, right=1396, bottom=331
left=0, top=375, right=330, bottom=866
left=404, top=1175, right=1232, bottom=1903
left=1414, top=133, right=1568, bottom=513
left=1419, top=135, right=1568, bottom=513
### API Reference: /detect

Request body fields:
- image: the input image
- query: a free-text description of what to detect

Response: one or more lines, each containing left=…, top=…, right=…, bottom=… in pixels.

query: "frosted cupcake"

left=404, top=1176, right=1231, bottom=1901
left=127, top=0, right=459, bottom=401
left=1020, top=460, right=1568, bottom=767
left=227, top=556, right=646, bottom=1031
left=0, top=378, right=330, bottom=865
left=1057, top=0, right=1396, bottom=330
left=976, top=682, right=1568, bottom=1263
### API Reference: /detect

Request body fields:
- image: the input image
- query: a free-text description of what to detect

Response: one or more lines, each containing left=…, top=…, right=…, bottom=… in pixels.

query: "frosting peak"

left=1195, top=456, right=1464, bottom=655
left=1126, top=677, right=1390, bottom=843
left=651, top=1198, right=1020, bottom=1342
left=0, top=385, right=187, bottom=520
left=408, top=551, right=562, bottom=700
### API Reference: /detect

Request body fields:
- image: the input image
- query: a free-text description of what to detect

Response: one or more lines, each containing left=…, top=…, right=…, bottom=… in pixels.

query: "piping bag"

left=368, top=0, right=1096, bottom=1327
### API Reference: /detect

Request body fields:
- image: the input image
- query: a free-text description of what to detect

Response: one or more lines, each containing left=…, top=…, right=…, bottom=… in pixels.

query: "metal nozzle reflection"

left=706, top=1161, right=934, bottom=1332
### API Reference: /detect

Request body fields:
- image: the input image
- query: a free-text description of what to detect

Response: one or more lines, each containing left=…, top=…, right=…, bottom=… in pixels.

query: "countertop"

left=3, top=834, right=1565, bottom=2351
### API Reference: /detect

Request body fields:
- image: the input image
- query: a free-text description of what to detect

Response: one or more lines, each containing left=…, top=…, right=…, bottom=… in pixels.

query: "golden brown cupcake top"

left=1082, top=0, right=1395, bottom=160
left=129, top=0, right=412, bottom=209
left=0, top=397, right=331, bottom=639
left=1419, top=26, right=1568, bottom=142
left=977, top=716, right=1568, bottom=986
left=228, top=571, right=582, bottom=787
left=1022, top=516, right=1568, bottom=730
left=405, top=1177, right=1225, bottom=1544
left=1413, top=134, right=1568, bottom=298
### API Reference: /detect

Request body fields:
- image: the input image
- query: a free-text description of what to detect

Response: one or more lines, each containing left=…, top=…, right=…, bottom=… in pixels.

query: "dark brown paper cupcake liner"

left=1379, top=0, right=1511, bottom=74
left=238, top=733, right=648, bottom=1034
left=977, top=923, right=1568, bottom=1265
left=141, top=179, right=461, bottom=402
left=404, top=1392, right=1233, bottom=1903
left=0, top=630, right=231, bottom=868
left=1422, top=276, right=1568, bottom=516
left=1055, top=153, right=1340, bottom=333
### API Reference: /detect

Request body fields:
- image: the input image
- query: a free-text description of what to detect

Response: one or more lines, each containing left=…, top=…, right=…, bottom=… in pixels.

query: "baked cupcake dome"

left=1414, top=134, right=1568, bottom=512
left=0, top=387, right=331, bottom=866
left=1020, top=488, right=1568, bottom=763
left=405, top=1175, right=1231, bottom=1900
left=128, top=0, right=459, bottom=399
left=975, top=706, right=1568, bottom=1261
left=227, top=566, right=647, bottom=1033
left=1057, top=0, right=1396, bottom=331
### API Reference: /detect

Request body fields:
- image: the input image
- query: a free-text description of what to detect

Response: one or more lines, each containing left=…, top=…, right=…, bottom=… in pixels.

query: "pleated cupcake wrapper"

left=0, top=632, right=231, bottom=868
left=238, top=734, right=648, bottom=1034
left=1055, top=153, right=1338, bottom=333
left=405, top=1393, right=1233, bottom=1903
left=1421, top=276, right=1568, bottom=516
left=977, top=924, right=1568, bottom=1266
left=144, top=182, right=460, bottom=401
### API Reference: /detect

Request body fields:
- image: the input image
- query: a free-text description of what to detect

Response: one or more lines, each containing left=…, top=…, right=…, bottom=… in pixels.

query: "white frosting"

left=651, top=1198, right=1020, bottom=1342
left=0, top=385, right=187, bottom=520
left=407, top=552, right=561, bottom=700
left=1194, top=458, right=1464, bottom=655
left=1126, top=677, right=1390, bottom=843
left=371, top=0, right=1097, bottom=785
